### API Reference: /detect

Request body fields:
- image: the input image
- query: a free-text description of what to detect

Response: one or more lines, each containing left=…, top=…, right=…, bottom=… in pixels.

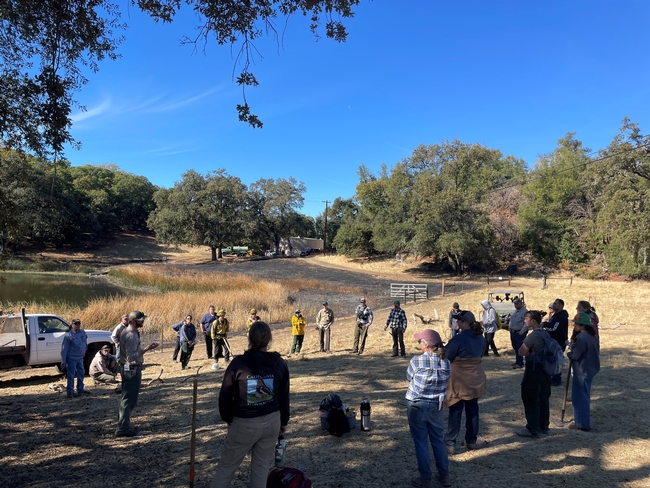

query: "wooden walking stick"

left=189, top=378, right=198, bottom=488
left=554, top=359, right=573, bottom=426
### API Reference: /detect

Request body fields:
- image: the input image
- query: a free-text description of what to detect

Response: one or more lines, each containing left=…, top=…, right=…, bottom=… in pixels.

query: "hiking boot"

left=436, top=474, right=452, bottom=487
left=391, top=354, right=398, bottom=357
left=351, top=350, right=358, bottom=354
left=445, top=445, right=455, bottom=455
left=410, top=477, right=432, bottom=488
left=494, top=352, right=500, bottom=357
left=568, top=421, right=590, bottom=432
left=72, top=392, right=79, bottom=398
left=512, top=364, right=523, bottom=369
left=462, top=440, right=487, bottom=450
left=115, top=427, right=138, bottom=438
left=516, top=428, right=538, bottom=438
left=79, top=390, right=91, bottom=395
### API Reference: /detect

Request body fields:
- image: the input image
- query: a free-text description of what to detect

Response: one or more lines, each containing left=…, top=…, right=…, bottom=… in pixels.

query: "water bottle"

left=360, top=399, right=371, bottom=431
left=274, top=436, right=286, bottom=467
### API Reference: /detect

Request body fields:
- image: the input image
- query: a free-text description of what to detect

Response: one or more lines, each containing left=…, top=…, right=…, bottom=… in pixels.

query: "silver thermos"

left=275, top=436, right=285, bottom=467
left=360, top=399, right=371, bottom=431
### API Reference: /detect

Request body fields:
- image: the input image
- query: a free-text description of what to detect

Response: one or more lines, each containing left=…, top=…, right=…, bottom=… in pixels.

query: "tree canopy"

left=1, top=0, right=361, bottom=158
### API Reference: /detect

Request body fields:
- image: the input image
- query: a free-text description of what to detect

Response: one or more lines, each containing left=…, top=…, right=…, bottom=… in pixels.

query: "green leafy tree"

left=1, top=0, right=361, bottom=157
left=148, top=169, right=249, bottom=260
left=518, top=133, right=591, bottom=263
left=247, top=177, right=307, bottom=252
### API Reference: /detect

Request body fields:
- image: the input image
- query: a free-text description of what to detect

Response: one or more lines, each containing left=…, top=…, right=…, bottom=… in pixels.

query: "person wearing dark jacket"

left=211, top=321, right=290, bottom=488
left=543, top=298, right=569, bottom=386
left=179, top=315, right=196, bottom=370
left=200, top=305, right=217, bottom=359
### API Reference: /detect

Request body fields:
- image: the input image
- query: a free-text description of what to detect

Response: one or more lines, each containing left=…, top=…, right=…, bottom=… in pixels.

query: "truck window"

left=38, top=317, right=70, bottom=334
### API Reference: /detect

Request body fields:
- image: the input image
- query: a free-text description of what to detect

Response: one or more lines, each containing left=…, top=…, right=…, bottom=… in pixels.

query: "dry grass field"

left=1, top=254, right=650, bottom=487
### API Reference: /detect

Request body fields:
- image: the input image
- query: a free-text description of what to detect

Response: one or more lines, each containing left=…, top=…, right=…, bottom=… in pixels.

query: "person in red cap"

left=406, top=329, right=452, bottom=488
left=443, top=310, right=487, bottom=454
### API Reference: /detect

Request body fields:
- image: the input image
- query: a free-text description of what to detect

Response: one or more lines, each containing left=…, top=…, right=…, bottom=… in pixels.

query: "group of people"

left=410, top=297, right=601, bottom=487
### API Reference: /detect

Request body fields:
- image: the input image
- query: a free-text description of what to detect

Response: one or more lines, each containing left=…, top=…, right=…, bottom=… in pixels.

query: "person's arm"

left=445, top=339, right=459, bottom=362
left=60, top=333, right=69, bottom=368
left=366, top=309, right=373, bottom=326
left=402, top=310, right=407, bottom=331
left=567, top=335, right=585, bottom=361
left=406, top=358, right=415, bottom=381
left=279, top=362, right=291, bottom=430
left=519, top=343, right=530, bottom=357
left=199, top=315, right=208, bottom=334
left=218, top=367, right=236, bottom=424
left=179, top=324, right=188, bottom=343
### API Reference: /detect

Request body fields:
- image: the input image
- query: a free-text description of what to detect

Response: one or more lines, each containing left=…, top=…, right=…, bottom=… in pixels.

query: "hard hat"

left=217, top=309, right=226, bottom=316
left=250, top=308, right=257, bottom=314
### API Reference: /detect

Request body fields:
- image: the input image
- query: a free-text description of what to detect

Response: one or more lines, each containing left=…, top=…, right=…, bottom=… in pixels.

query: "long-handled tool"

left=553, top=359, right=574, bottom=427
left=189, top=378, right=198, bottom=488
left=223, top=337, right=234, bottom=359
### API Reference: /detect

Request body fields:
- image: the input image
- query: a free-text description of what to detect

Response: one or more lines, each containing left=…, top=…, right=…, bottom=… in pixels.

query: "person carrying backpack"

left=516, top=310, right=551, bottom=438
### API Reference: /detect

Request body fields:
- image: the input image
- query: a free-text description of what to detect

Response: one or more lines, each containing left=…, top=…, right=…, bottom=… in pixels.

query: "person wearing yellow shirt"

left=211, top=309, right=231, bottom=369
left=246, top=308, right=261, bottom=336
left=288, top=309, right=306, bottom=357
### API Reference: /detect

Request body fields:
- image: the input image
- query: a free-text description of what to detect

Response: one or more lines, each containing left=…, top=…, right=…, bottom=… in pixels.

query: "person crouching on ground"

left=211, top=321, right=290, bottom=488
left=211, top=309, right=230, bottom=369
left=288, top=309, right=306, bottom=357
left=567, top=312, right=600, bottom=432
left=89, top=345, right=118, bottom=385
left=179, top=315, right=196, bottom=370
left=443, top=311, right=487, bottom=454
left=406, top=329, right=452, bottom=488
left=516, top=310, right=551, bottom=438
left=61, top=318, right=88, bottom=398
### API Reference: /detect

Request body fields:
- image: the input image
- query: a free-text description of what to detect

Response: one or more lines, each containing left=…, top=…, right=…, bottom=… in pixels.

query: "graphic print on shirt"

left=247, top=375, right=274, bottom=405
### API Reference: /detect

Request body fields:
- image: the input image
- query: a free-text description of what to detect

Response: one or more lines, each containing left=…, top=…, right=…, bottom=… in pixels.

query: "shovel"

left=553, top=359, right=574, bottom=427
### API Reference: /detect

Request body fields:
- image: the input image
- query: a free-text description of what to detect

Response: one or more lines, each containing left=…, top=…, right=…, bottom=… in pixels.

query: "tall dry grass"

left=1, top=266, right=363, bottom=341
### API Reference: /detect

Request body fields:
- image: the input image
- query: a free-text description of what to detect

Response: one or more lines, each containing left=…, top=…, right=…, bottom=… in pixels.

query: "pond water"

left=0, top=273, right=134, bottom=306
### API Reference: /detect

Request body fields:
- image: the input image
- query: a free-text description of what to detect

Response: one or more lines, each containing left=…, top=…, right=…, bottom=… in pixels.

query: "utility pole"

left=322, top=200, right=329, bottom=252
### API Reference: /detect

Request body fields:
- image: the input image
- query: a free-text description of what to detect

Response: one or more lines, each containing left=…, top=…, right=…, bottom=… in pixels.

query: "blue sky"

left=66, top=1, right=650, bottom=217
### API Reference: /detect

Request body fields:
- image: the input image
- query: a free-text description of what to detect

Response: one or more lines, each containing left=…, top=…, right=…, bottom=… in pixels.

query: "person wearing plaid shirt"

left=385, top=300, right=408, bottom=357
left=406, top=329, right=452, bottom=488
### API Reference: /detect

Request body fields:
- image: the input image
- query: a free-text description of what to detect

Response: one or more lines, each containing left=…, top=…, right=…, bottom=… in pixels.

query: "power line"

left=486, top=140, right=650, bottom=195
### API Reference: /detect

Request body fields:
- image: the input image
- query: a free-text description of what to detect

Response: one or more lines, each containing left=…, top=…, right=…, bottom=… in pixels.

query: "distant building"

left=279, top=237, right=324, bottom=256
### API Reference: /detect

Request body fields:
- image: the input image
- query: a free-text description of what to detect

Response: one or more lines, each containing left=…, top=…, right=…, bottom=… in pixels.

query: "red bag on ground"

left=266, top=467, right=312, bottom=488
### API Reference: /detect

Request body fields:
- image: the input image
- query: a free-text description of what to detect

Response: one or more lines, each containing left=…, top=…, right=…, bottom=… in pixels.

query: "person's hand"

left=60, top=362, right=65, bottom=371
left=279, top=425, right=287, bottom=436
left=189, top=340, right=194, bottom=347
left=147, top=342, right=159, bottom=351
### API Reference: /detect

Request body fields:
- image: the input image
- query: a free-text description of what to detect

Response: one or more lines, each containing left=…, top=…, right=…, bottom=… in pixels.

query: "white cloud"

left=70, top=100, right=112, bottom=122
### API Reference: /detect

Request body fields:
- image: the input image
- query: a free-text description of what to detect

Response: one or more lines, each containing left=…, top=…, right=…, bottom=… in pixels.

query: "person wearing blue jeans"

left=406, top=329, right=452, bottom=488
left=60, top=318, right=88, bottom=398
left=567, top=312, right=600, bottom=431
left=508, top=298, right=528, bottom=368
left=443, top=310, right=487, bottom=454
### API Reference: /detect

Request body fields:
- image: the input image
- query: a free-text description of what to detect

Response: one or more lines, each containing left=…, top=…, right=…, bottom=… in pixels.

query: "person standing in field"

left=61, top=318, right=88, bottom=398
left=352, top=297, right=373, bottom=355
left=211, top=321, right=290, bottom=488
left=288, top=309, right=306, bottom=357
left=567, top=312, right=600, bottom=432
left=171, top=317, right=184, bottom=362
left=448, top=302, right=460, bottom=338
left=211, top=309, right=231, bottom=369
left=385, top=300, right=408, bottom=357
left=247, top=308, right=261, bottom=336
left=179, top=315, right=196, bottom=370
left=480, top=300, right=499, bottom=357
left=115, top=310, right=159, bottom=437
left=111, top=314, right=128, bottom=364
left=406, top=329, right=452, bottom=488
left=200, top=305, right=217, bottom=359
left=444, top=311, right=487, bottom=454
left=508, top=297, right=528, bottom=369
left=316, top=301, right=334, bottom=353
left=516, top=310, right=551, bottom=438
left=543, top=298, right=569, bottom=386
left=576, top=300, right=600, bottom=339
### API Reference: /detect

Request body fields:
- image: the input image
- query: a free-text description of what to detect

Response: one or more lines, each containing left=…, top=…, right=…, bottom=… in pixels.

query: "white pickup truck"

left=0, top=309, right=114, bottom=373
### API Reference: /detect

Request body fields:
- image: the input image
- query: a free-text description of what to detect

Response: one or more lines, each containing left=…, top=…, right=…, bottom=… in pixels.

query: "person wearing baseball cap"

left=443, top=310, right=487, bottom=455
left=246, top=308, right=261, bottom=337
left=448, top=302, right=461, bottom=338
left=406, top=329, right=452, bottom=488
left=288, top=309, right=306, bottom=357
left=115, top=310, right=158, bottom=437
left=315, top=301, right=334, bottom=353
left=567, top=312, right=600, bottom=431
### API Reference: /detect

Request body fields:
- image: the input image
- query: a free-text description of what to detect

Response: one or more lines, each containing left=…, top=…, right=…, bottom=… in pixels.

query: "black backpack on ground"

left=319, top=394, right=350, bottom=437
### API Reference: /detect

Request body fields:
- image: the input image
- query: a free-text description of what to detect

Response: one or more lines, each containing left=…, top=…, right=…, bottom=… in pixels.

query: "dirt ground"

left=4, top=238, right=650, bottom=487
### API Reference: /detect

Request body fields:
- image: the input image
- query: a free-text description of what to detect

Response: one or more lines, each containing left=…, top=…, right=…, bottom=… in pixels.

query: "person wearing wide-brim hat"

left=567, top=312, right=600, bottom=432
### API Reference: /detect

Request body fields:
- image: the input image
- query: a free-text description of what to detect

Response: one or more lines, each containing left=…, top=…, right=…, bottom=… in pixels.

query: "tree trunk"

left=217, top=247, right=223, bottom=259
left=211, top=246, right=217, bottom=261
